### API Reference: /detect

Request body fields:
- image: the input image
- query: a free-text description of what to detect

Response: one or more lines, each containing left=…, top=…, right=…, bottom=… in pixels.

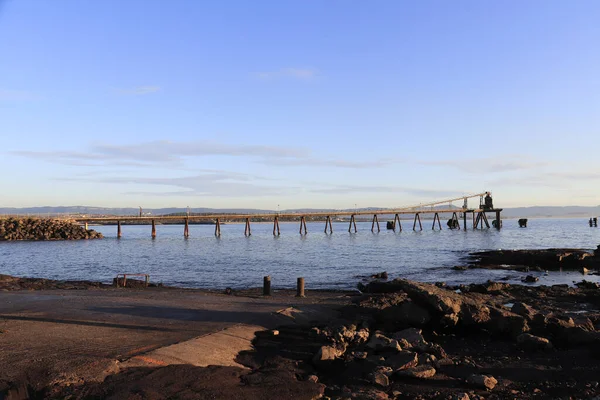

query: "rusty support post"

left=325, top=216, right=333, bottom=234
left=215, top=218, right=221, bottom=236
left=299, top=216, right=307, bottom=235
left=413, top=213, right=422, bottom=231
left=273, top=216, right=280, bottom=236
left=151, top=220, right=156, bottom=238
left=394, top=214, right=402, bottom=232
left=473, top=212, right=480, bottom=229
left=296, top=277, right=305, bottom=297
left=349, top=215, right=357, bottom=233
left=184, top=218, right=189, bottom=238
left=432, top=212, right=442, bottom=230
left=371, top=214, right=380, bottom=232
left=117, top=220, right=122, bottom=238
left=482, top=212, right=490, bottom=228
left=472, top=211, right=476, bottom=229
left=495, top=210, right=501, bottom=229
left=245, top=218, right=251, bottom=236
left=263, top=276, right=271, bottom=296
left=463, top=212, right=467, bottom=230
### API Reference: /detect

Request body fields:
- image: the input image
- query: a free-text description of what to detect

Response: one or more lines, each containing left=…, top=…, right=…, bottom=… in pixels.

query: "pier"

left=74, top=192, right=503, bottom=238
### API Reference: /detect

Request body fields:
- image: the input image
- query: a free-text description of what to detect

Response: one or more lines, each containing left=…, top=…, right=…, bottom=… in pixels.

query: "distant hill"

left=500, top=206, right=600, bottom=219
left=1, top=205, right=599, bottom=218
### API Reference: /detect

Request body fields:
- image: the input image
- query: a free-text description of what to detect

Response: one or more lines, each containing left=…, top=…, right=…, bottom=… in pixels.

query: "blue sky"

left=1, top=0, right=599, bottom=209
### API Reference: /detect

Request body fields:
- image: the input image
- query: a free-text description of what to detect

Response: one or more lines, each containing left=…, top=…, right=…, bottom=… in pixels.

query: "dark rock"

left=453, top=265, right=468, bottom=271
left=392, top=279, right=463, bottom=315
left=313, top=345, right=341, bottom=364
left=467, top=374, right=498, bottom=390
left=370, top=272, right=388, bottom=280
left=511, top=302, right=536, bottom=320
left=523, top=275, right=539, bottom=283
left=366, top=332, right=401, bottom=352
left=392, top=328, right=426, bottom=347
left=378, top=300, right=431, bottom=327
left=349, top=387, right=390, bottom=400
left=488, top=307, right=529, bottom=337
left=396, top=365, right=436, bottom=379
left=576, top=280, right=600, bottom=289
left=368, top=371, right=390, bottom=387
left=516, top=333, right=553, bottom=350
left=384, top=351, right=418, bottom=371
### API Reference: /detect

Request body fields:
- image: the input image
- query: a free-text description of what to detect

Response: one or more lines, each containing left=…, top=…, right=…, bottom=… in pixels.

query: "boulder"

left=313, top=345, right=341, bottom=364
left=379, top=300, right=431, bottom=327
left=396, top=365, right=436, bottom=379
left=368, top=371, right=390, bottom=387
left=393, top=279, right=463, bottom=315
left=366, top=332, right=402, bottom=352
left=511, top=302, right=536, bottom=320
left=487, top=307, right=529, bottom=337
left=467, top=374, right=498, bottom=390
left=349, top=388, right=390, bottom=400
left=392, top=328, right=427, bottom=347
left=384, top=351, right=418, bottom=371
left=523, top=275, right=539, bottom=283
left=516, top=333, right=553, bottom=350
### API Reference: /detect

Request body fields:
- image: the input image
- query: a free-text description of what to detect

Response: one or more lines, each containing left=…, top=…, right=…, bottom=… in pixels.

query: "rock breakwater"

left=0, top=218, right=103, bottom=241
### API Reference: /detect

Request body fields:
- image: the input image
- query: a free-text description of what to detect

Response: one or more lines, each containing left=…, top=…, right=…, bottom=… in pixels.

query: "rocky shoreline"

left=0, top=218, right=103, bottom=241
left=19, top=276, right=596, bottom=399
left=463, top=247, right=600, bottom=273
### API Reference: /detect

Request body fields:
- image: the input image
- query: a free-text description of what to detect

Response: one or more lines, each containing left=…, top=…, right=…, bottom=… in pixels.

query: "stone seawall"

left=0, top=218, right=103, bottom=241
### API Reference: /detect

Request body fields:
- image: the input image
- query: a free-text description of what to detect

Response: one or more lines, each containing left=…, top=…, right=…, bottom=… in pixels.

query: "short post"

left=215, top=218, right=221, bottom=237
left=84, top=222, right=88, bottom=230
left=117, top=220, right=122, bottom=238
left=263, top=275, right=271, bottom=296
left=296, top=277, right=305, bottom=297
left=151, top=219, right=156, bottom=238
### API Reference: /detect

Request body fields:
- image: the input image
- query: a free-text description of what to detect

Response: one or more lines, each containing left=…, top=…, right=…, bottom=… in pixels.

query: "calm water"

left=1, top=218, right=600, bottom=290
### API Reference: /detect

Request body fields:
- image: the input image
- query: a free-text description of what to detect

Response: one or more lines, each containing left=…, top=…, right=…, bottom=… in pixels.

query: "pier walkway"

left=74, top=191, right=503, bottom=237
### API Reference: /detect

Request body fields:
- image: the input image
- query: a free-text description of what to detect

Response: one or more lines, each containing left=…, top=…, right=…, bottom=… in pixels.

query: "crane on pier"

left=391, top=191, right=492, bottom=213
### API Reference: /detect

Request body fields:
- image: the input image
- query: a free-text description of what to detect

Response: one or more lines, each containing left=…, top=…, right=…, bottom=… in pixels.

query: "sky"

left=1, top=0, right=599, bottom=210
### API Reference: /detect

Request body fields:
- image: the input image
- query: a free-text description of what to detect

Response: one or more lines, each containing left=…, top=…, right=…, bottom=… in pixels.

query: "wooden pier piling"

left=325, top=216, right=333, bottom=234
left=184, top=218, right=189, bottom=238
left=348, top=215, right=357, bottom=233
left=117, top=220, right=122, bottom=238
left=432, top=212, right=442, bottom=230
left=215, top=218, right=221, bottom=236
left=299, top=216, right=307, bottom=235
left=393, top=214, right=402, bottom=232
left=244, top=218, right=251, bottom=236
left=151, top=220, right=156, bottom=238
left=371, top=214, right=380, bottom=232
left=413, top=213, right=423, bottom=231
left=273, top=216, right=280, bottom=236
left=296, top=277, right=305, bottom=297
left=263, top=276, right=271, bottom=296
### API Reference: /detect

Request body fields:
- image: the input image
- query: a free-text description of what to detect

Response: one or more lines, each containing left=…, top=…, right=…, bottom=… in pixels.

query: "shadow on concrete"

left=0, top=314, right=180, bottom=332
left=88, top=305, right=281, bottom=326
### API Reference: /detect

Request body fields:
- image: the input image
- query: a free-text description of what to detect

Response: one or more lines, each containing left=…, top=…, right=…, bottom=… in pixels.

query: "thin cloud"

left=422, top=155, right=548, bottom=173
left=257, top=68, right=318, bottom=80
left=310, top=185, right=461, bottom=198
left=59, top=172, right=300, bottom=197
left=114, top=86, right=161, bottom=95
left=12, top=140, right=394, bottom=170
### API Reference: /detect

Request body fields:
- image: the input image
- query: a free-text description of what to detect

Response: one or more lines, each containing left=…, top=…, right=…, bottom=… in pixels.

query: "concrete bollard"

left=263, top=276, right=271, bottom=296
left=296, top=277, right=305, bottom=297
